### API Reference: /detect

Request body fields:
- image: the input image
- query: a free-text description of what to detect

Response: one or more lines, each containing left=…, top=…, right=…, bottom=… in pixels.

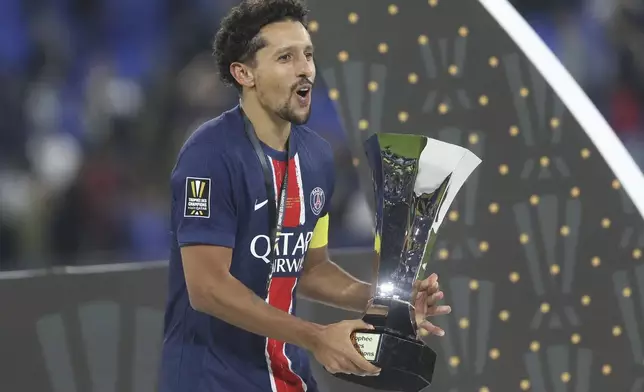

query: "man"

left=159, top=1, right=451, bottom=391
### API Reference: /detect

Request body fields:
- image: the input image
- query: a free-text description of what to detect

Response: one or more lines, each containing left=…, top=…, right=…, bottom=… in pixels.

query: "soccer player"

left=159, top=1, right=452, bottom=391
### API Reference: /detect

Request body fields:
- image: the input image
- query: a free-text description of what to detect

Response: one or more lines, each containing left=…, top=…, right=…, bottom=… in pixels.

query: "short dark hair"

left=213, top=0, right=310, bottom=90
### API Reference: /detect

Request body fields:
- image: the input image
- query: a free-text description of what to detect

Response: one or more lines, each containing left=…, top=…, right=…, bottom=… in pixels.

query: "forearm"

left=190, top=273, right=322, bottom=351
left=298, top=259, right=372, bottom=312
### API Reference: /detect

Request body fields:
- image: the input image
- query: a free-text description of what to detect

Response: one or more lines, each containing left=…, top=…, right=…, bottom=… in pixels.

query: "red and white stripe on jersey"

left=264, top=154, right=307, bottom=392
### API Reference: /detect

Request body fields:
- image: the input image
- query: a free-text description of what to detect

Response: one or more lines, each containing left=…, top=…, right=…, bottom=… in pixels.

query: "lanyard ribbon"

left=241, top=108, right=291, bottom=283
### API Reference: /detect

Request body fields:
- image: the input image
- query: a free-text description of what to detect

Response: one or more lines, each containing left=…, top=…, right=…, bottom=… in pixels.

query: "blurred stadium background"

left=2, top=0, right=644, bottom=391
left=1, top=0, right=644, bottom=271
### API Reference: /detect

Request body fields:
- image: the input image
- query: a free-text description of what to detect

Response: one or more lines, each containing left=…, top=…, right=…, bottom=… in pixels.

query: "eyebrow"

left=274, top=44, right=315, bottom=54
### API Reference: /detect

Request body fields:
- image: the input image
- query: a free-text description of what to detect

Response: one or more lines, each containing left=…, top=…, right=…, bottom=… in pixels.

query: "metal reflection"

left=363, top=133, right=481, bottom=339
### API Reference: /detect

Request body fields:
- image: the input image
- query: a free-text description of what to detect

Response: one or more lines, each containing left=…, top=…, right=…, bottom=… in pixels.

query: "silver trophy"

left=332, top=133, right=481, bottom=392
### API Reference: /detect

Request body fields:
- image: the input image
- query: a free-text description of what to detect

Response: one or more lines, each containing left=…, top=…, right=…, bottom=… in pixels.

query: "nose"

left=297, top=56, right=314, bottom=80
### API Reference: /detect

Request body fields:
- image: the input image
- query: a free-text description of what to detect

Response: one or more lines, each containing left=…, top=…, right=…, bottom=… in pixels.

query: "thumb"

left=347, top=319, right=375, bottom=332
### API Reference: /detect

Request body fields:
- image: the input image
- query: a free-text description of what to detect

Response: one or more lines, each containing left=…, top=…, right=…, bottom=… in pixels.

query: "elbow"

left=188, top=292, right=208, bottom=313
left=186, top=281, right=216, bottom=314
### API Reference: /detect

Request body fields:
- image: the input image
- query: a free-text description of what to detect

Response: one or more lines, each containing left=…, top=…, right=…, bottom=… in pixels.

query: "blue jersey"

left=160, top=105, right=335, bottom=392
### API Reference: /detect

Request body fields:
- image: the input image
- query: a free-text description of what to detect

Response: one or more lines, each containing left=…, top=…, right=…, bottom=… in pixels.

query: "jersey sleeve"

left=309, top=214, right=329, bottom=249
left=172, top=143, right=237, bottom=248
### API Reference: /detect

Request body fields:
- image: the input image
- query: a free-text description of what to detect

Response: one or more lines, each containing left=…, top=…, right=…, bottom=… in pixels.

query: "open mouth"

left=296, top=86, right=311, bottom=98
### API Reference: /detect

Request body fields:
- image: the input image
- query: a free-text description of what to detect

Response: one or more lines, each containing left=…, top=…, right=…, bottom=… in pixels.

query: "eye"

left=278, top=53, right=292, bottom=62
left=305, top=52, right=314, bottom=60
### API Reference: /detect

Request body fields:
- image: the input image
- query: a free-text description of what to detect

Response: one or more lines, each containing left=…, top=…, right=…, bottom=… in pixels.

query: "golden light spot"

left=520, top=233, right=529, bottom=244
left=328, top=89, right=339, bottom=100
left=489, top=203, right=499, bottom=214
left=591, top=256, right=601, bottom=267
left=570, top=187, right=580, bottom=198
left=612, top=179, right=621, bottom=189
left=479, top=387, right=490, bottom=392
left=530, top=195, right=539, bottom=205
left=602, top=364, right=612, bottom=375
left=601, top=218, right=611, bottom=229
left=308, top=21, right=319, bottom=32
left=560, top=226, right=570, bottom=237
left=449, top=210, right=459, bottom=221
left=571, top=333, right=581, bottom=344
left=348, top=12, right=359, bottom=24
left=449, top=65, right=458, bottom=75
left=509, top=272, right=520, bottom=283
left=550, top=264, right=560, bottom=275
left=438, top=103, right=449, bottom=114
left=429, top=0, right=439, bottom=6
left=408, top=73, right=418, bottom=84
left=358, top=119, right=369, bottom=130
left=499, top=164, right=509, bottom=175
left=459, top=26, right=469, bottom=37
left=388, top=4, right=399, bottom=15
left=469, top=133, right=479, bottom=144
left=530, top=341, right=540, bottom=352
left=479, top=241, right=489, bottom=252
left=581, top=295, right=591, bottom=306
left=368, top=81, right=378, bottom=92
left=550, top=117, right=560, bottom=128
left=540, top=302, right=550, bottom=313
left=499, top=310, right=510, bottom=321
left=520, top=379, right=531, bottom=391
left=540, top=156, right=550, bottom=167
left=449, top=356, right=460, bottom=367
left=378, top=43, right=389, bottom=54
left=352, top=158, right=360, bottom=167
left=459, top=318, right=469, bottom=329
left=623, top=287, right=632, bottom=297
left=338, top=51, right=349, bottom=62
left=509, top=125, right=519, bottom=136
left=439, top=249, right=449, bottom=260
left=520, top=87, right=529, bottom=97
left=398, top=111, right=409, bottom=123
left=561, top=372, right=571, bottom=383
left=633, top=248, right=642, bottom=259
left=489, top=56, right=499, bottom=68
left=612, top=326, right=622, bottom=337
left=469, top=280, right=479, bottom=290
left=489, top=348, right=500, bottom=360
left=418, top=35, right=429, bottom=45
left=479, top=95, right=489, bottom=106
left=581, top=148, right=591, bottom=159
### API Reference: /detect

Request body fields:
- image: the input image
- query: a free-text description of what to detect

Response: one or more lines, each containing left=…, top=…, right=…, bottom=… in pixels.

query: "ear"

left=230, top=62, right=256, bottom=88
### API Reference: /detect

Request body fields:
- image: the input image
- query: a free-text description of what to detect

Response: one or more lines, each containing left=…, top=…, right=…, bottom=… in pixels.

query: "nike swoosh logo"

left=254, top=199, right=268, bottom=211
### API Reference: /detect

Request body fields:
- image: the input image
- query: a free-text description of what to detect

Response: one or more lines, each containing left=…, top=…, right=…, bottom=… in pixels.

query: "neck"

left=240, top=96, right=291, bottom=152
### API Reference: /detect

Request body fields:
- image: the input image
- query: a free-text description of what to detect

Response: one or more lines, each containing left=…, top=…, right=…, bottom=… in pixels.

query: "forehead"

left=257, top=20, right=312, bottom=52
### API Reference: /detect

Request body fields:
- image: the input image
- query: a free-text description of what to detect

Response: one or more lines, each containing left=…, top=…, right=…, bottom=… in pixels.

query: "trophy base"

left=331, top=328, right=437, bottom=392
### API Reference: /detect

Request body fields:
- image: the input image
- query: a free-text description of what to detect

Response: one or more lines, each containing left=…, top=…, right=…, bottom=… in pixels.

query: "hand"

left=413, top=273, right=451, bottom=337
left=310, top=319, right=381, bottom=376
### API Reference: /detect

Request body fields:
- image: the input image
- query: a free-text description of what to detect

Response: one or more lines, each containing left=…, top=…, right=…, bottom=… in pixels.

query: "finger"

left=324, top=365, right=341, bottom=374
left=418, top=320, right=445, bottom=336
left=349, top=352, right=381, bottom=375
left=347, top=319, right=375, bottom=332
left=424, top=291, right=444, bottom=307
left=342, top=358, right=370, bottom=376
left=417, top=273, right=437, bottom=291
left=426, top=305, right=452, bottom=316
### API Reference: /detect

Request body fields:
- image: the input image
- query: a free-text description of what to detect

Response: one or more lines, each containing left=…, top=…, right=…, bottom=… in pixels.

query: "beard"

left=275, top=96, right=311, bottom=125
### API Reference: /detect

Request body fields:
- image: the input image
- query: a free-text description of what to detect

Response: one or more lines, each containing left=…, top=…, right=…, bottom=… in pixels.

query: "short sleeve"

left=172, top=143, right=237, bottom=248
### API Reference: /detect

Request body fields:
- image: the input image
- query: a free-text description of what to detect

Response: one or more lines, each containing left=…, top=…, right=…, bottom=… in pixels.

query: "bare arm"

left=297, top=245, right=372, bottom=312
left=182, top=245, right=322, bottom=351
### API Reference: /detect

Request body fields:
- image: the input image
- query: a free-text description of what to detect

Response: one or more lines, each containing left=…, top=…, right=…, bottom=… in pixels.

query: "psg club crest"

left=310, top=187, right=325, bottom=216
